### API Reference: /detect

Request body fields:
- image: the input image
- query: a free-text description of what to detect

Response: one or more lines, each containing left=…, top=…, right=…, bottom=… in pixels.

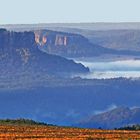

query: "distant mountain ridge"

left=2, top=24, right=140, bottom=58
left=80, top=30, right=140, bottom=52
left=2, top=23, right=140, bottom=31
left=34, top=29, right=112, bottom=57
left=38, top=27, right=140, bottom=56
left=77, top=107, right=140, bottom=129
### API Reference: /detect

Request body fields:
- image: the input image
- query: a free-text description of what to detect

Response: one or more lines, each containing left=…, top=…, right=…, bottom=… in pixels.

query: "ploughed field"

left=0, top=125, right=140, bottom=140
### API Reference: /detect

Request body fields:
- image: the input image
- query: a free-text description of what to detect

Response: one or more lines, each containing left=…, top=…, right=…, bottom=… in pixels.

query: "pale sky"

left=0, top=0, right=140, bottom=24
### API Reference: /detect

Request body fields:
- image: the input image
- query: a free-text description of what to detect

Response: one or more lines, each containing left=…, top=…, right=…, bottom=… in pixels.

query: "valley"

left=1, top=23, right=140, bottom=130
left=1, top=0, right=140, bottom=138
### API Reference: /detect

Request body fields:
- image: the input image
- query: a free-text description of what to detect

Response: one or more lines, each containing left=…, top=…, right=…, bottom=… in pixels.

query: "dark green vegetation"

left=0, top=119, right=48, bottom=126
left=117, top=125, right=140, bottom=130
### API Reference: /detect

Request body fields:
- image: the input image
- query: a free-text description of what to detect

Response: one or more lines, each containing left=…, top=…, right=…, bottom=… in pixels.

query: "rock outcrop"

left=35, top=30, right=106, bottom=57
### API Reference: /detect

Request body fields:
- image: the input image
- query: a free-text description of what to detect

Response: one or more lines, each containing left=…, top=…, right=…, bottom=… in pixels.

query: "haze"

left=1, top=0, right=140, bottom=24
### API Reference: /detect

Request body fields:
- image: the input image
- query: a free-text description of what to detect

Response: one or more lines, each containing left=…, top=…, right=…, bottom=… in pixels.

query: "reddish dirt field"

left=0, top=125, right=140, bottom=140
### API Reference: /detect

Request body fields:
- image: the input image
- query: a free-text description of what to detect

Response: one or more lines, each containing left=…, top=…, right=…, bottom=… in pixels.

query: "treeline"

left=0, top=119, right=52, bottom=126
left=116, top=125, right=140, bottom=130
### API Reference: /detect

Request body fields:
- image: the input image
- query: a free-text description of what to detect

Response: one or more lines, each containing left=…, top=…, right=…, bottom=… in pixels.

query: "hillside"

left=0, top=123, right=139, bottom=140
left=24, top=24, right=140, bottom=58
left=0, top=29, right=89, bottom=77
left=81, top=30, right=140, bottom=52
left=2, top=24, right=140, bottom=58
left=0, top=119, right=48, bottom=126
left=37, top=29, right=140, bottom=59
left=34, top=29, right=113, bottom=57
left=78, top=107, right=140, bottom=129
left=45, top=27, right=140, bottom=55
left=1, top=78, right=140, bottom=126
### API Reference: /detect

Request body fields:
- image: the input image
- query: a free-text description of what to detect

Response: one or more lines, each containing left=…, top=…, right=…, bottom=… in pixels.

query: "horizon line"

left=1, top=22, right=140, bottom=26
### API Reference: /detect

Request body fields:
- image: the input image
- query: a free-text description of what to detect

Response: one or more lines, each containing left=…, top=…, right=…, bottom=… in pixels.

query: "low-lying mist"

left=74, top=60, right=140, bottom=79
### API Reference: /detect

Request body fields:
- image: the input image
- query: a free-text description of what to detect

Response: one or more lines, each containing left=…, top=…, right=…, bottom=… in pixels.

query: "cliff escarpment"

left=35, top=30, right=108, bottom=57
left=0, top=29, right=89, bottom=77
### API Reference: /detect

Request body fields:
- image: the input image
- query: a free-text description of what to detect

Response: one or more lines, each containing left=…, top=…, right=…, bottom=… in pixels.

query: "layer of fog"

left=92, top=104, right=118, bottom=115
left=75, top=60, right=140, bottom=79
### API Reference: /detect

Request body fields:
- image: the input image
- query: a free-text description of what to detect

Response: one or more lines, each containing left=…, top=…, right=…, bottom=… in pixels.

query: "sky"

left=0, top=0, right=140, bottom=24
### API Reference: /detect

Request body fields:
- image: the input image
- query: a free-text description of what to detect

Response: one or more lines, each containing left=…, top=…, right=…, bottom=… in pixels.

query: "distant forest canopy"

left=0, top=118, right=51, bottom=126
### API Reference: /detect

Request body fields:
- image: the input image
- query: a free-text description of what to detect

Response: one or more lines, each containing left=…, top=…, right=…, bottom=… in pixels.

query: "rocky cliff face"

left=0, top=29, right=35, bottom=50
left=35, top=30, right=106, bottom=57
left=0, top=29, right=89, bottom=77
